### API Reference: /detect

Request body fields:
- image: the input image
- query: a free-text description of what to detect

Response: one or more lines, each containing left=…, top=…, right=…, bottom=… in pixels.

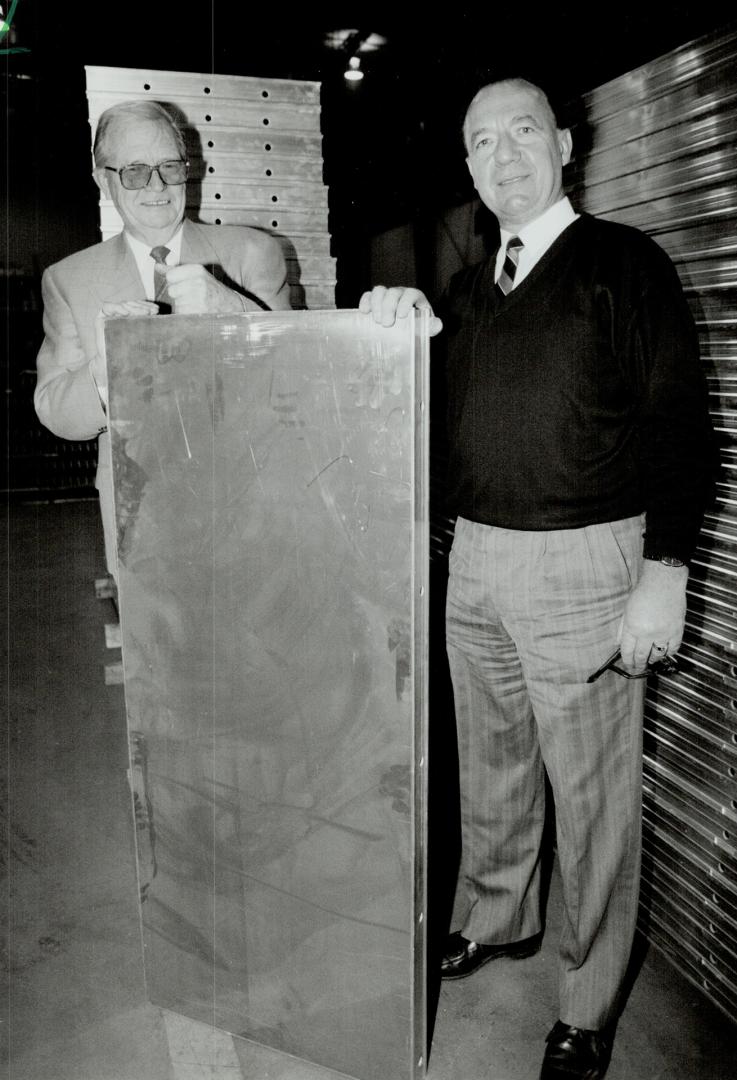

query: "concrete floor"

left=3, top=499, right=737, bottom=1080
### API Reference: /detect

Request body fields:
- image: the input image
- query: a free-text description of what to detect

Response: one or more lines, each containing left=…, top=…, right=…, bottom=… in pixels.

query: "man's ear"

left=93, top=167, right=111, bottom=199
left=558, top=128, right=573, bottom=166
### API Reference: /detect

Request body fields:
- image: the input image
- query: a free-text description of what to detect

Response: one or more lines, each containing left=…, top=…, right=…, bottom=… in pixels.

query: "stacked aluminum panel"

left=85, top=65, right=336, bottom=310
left=575, top=25, right=737, bottom=1025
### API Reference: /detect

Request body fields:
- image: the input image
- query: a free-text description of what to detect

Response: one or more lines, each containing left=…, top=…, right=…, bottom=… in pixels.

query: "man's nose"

left=494, top=134, right=520, bottom=164
left=146, top=166, right=167, bottom=191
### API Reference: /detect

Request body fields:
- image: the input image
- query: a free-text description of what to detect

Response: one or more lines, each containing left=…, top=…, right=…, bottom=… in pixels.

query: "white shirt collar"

left=500, top=196, right=577, bottom=257
left=496, top=197, right=578, bottom=288
left=125, top=223, right=184, bottom=265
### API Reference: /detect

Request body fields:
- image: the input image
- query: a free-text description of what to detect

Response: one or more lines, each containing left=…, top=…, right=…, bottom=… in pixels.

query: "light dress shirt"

left=495, top=197, right=579, bottom=288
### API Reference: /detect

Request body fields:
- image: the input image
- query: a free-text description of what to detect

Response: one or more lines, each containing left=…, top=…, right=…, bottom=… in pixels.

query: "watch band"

left=643, top=554, right=685, bottom=567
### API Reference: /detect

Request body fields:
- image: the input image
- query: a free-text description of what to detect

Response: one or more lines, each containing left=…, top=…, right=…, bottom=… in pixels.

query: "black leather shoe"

left=440, top=930, right=542, bottom=979
left=539, top=1020, right=612, bottom=1079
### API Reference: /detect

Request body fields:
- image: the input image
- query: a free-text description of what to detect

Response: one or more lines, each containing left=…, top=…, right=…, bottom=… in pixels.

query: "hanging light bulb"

left=344, top=56, right=364, bottom=82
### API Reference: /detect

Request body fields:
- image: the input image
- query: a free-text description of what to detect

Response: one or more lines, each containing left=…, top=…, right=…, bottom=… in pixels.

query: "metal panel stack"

left=85, top=66, right=336, bottom=309
left=574, top=25, right=737, bottom=1025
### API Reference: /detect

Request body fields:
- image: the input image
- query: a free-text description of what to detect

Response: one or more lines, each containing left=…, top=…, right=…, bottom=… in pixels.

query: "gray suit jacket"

left=35, top=219, right=291, bottom=572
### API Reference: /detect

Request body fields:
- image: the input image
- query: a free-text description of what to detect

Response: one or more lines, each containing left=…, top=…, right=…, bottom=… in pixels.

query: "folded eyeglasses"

left=586, top=647, right=678, bottom=683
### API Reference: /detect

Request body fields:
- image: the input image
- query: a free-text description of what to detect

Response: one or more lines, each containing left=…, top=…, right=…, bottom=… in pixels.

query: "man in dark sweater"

left=360, top=78, right=713, bottom=1079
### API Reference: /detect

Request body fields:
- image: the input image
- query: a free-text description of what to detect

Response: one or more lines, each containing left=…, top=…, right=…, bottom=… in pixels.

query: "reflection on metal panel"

left=577, top=24, right=737, bottom=1025
left=105, top=311, right=429, bottom=1080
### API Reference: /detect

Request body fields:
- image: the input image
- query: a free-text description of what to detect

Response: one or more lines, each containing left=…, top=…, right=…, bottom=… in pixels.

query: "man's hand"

left=93, top=301, right=159, bottom=398
left=166, top=263, right=245, bottom=315
left=618, top=559, right=689, bottom=673
left=358, top=286, right=443, bottom=337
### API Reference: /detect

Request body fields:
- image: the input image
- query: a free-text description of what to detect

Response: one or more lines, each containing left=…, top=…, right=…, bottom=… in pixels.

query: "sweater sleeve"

left=625, top=237, right=716, bottom=564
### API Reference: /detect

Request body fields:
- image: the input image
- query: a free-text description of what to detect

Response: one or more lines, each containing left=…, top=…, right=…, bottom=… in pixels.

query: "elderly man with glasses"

left=35, top=99, right=291, bottom=577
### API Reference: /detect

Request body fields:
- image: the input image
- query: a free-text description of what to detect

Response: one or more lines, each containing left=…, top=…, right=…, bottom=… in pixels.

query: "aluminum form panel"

left=691, top=524, right=737, bottom=567
left=698, top=327, right=737, bottom=361
left=674, top=263, right=737, bottom=294
left=582, top=32, right=737, bottom=123
left=86, top=65, right=321, bottom=104
left=295, top=285, right=340, bottom=309
left=638, top=889, right=737, bottom=999
left=570, top=106, right=737, bottom=189
left=580, top=72, right=737, bottom=157
left=646, top=679, right=737, bottom=745
left=683, top=606, right=737, bottom=655
left=189, top=126, right=323, bottom=159
left=665, top=652, right=737, bottom=705
left=686, top=578, right=737, bottom=631
left=641, top=813, right=737, bottom=915
left=641, top=916, right=737, bottom=1024
left=88, top=93, right=322, bottom=132
left=642, top=828, right=737, bottom=928
left=105, top=310, right=429, bottom=1080
left=642, top=757, right=737, bottom=862
left=582, top=182, right=737, bottom=231
left=644, top=765, right=737, bottom=845
left=706, top=376, right=737, bottom=403
left=640, top=879, right=737, bottom=987
left=584, top=182, right=737, bottom=235
left=685, top=289, right=737, bottom=325
left=640, top=874, right=737, bottom=974
left=637, top=222, right=737, bottom=262
left=677, top=638, right=737, bottom=690
left=196, top=180, right=329, bottom=208
left=688, top=557, right=737, bottom=599
left=576, top=148, right=737, bottom=216
left=193, top=152, right=325, bottom=182
left=643, top=734, right=737, bottom=811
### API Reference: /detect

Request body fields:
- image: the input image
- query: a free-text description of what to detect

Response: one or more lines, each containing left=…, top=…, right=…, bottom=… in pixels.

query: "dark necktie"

left=496, top=236, right=524, bottom=297
left=150, top=245, right=173, bottom=312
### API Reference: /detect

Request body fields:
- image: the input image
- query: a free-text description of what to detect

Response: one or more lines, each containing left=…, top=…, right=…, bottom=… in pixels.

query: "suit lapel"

left=181, top=219, right=236, bottom=288
left=181, top=219, right=214, bottom=266
left=89, top=233, right=145, bottom=304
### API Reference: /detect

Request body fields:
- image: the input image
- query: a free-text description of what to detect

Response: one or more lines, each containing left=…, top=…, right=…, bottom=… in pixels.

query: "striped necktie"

left=496, top=236, right=524, bottom=297
left=150, top=245, right=173, bottom=312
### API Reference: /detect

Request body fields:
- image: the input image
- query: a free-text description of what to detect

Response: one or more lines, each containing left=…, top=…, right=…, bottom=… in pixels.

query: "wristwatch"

left=644, top=554, right=685, bottom=567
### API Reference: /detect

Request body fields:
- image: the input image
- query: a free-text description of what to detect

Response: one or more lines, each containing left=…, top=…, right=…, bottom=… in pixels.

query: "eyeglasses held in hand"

left=586, top=648, right=678, bottom=683
left=104, top=159, right=189, bottom=190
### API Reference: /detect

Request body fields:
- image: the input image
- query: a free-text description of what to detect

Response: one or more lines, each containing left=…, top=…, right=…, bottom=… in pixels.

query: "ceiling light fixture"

left=344, top=56, right=364, bottom=82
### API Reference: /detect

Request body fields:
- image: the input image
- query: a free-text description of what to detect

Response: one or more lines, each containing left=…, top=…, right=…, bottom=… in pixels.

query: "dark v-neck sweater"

left=440, top=213, right=714, bottom=563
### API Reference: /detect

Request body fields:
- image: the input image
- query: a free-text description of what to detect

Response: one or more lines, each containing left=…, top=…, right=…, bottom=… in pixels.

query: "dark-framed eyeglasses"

left=586, top=647, right=678, bottom=683
left=104, top=159, right=189, bottom=190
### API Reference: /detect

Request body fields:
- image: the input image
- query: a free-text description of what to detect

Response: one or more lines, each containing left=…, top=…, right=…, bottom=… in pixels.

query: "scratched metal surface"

left=105, top=310, right=429, bottom=1080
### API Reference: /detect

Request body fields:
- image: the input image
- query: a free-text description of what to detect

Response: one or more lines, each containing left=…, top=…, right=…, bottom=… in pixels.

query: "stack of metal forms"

left=85, top=65, right=336, bottom=310
left=574, top=24, right=737, bottom=1026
